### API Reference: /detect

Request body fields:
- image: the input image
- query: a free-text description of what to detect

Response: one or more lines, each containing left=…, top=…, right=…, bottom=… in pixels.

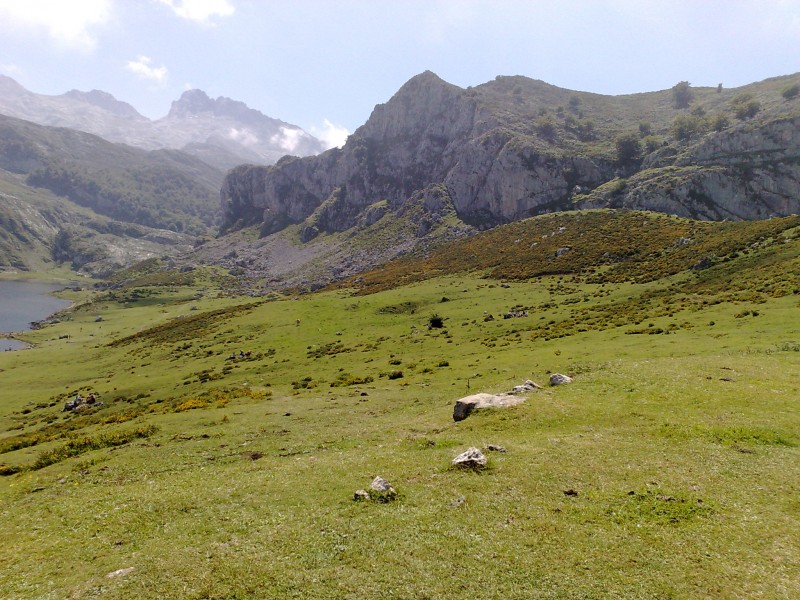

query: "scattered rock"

left=512, top=379, right=542, bottom=393
left=353, top=489, right=370, bottom=501
left=106, top=567, right=135, bottom=578
left=484, top=444, right=507, bottom=453
left=452, top=447, right=487, bottom=469
left=365, top=476, right=397, bottom=502
left=549, top=373, right=573, bottom=386
left=555, top=246, right=572, bottom=257
left=453, top=392, right=525, bottom=421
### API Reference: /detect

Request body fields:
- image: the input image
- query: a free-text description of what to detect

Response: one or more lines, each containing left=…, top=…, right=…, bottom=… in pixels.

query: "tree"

left=672, top=81, right=693, bottom=109
left=615, top=132, right=642, bottom=165
left=638, top=121, right=652, bottom=137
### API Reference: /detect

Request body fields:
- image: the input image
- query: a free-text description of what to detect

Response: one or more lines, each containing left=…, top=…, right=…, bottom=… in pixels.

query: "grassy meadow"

left=1, top=210, right=799, bottom=598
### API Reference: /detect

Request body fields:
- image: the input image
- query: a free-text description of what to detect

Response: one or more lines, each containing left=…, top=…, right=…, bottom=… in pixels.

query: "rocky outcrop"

left=220, top=71, right=609, bottom=237
left=221, top=71, right=800, bottom=242
left=577, top=116, right=800, bottom=220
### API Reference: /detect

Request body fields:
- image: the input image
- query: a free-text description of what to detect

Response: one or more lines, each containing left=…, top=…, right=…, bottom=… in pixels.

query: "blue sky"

left=1, top=0, right=799, bottom=148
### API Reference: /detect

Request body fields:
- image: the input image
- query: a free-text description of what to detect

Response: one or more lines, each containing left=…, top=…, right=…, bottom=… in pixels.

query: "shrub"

left=732, top=93, right=760, bottom=120
left=615, top=132, right=641, bottom=165
left=535, top=115, right=557, bottom=140
left=428, top=314, right=445, bottom=329
left=781, top=82, right=799, bottom=100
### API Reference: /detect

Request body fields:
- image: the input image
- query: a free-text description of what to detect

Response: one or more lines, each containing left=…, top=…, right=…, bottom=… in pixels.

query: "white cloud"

left=312, top=119, right=350, bottom=150
left=270, top=127, right=308, bottom=154
left=0, top=0, right=111, bottom=51
left=227, top=127, right=259, bottom=147
left=126, top=56, right=168, bottom=83
left=157, top=0, right=234, bottom=24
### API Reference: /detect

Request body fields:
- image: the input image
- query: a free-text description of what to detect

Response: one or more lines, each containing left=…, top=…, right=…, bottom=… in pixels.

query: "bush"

left=731, top=93, right=760, bottom=120
left=781, top=82, right=799, bottom=100
left=535, top=115, right=557, bottom=140
left=615, top=132, right=641, bottom=165
left=428, top=314, right=445, bottom=329
left=671, top=113, right=705, bottom=141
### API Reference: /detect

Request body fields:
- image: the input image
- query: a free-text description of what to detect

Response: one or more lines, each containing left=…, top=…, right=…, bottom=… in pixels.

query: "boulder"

left=453, top=392, right=526, bottom=421
left=452, top=447, right=487, bottom=469
left=549, top=373, right=573, bottom=386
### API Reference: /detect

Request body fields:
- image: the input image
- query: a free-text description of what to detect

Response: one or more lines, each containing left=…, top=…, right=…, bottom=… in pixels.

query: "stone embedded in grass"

left=512, top=379, right=542, bottom=393
left=549, top=373, right=573, bottom=386
left=452, top=447, right=487, bottom=469
left=106, top=567, right=135, bottom=578
left=453, top=392, right=526, bottom=421
left=484, top=444, right=506, bottom=453
left=354, top=476, right=398, bottom=502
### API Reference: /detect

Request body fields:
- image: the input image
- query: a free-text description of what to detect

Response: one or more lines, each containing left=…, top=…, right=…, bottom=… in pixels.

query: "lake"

left=0, top=280, right=72, bottom=351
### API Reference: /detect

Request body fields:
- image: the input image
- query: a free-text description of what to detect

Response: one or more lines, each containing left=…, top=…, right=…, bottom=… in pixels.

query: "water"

left=0, top=280, right=72, bottom=351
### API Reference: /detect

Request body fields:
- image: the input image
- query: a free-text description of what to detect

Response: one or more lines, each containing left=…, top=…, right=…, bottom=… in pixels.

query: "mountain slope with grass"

left=1, top=210, right=798, bottom=597
left=216, top=71, right=800, bottom=289
left=0, top=113, right=226, bottom=275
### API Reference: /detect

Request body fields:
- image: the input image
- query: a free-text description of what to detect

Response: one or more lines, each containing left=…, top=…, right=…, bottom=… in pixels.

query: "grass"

left=0, top=210, right=799, bottom=598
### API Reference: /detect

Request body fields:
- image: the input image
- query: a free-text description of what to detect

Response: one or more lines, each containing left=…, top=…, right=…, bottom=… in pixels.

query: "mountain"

left=0, top=114, right=226, bottom=276
left=221, top=71, right=800, bottom=240
left=0, top=75, right=326, bottom=170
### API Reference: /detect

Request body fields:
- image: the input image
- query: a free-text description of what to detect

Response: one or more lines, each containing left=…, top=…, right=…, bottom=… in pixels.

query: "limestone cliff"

left=220, top=71, right=800, bottom=243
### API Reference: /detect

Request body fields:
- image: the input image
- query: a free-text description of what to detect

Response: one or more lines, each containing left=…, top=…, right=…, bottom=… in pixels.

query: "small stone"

left=369, top=476, right=397, bottom=501
left=353, top=489, right=369, bottom=501
left=106, top=567, right=135, bottom=578
left=549, top=373, right=573, bottom=386
left=484, top=444, right=507, bottom=453
left=452, top=447, right=487, bottom=469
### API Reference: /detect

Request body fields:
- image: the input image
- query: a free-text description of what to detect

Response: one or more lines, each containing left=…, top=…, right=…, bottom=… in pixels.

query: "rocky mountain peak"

left=167, top=89, right=281, bottom=127
left=167, top=89, right=216, bottom=118
left=62, top=89, right=144, bottom=119
left=358, top=70, right=468, bottom=139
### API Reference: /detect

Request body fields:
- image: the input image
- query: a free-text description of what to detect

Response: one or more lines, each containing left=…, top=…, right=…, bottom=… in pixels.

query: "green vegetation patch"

left=31, top=424, right=157, bottom=470
left=109, top=302, right=259, bottom=347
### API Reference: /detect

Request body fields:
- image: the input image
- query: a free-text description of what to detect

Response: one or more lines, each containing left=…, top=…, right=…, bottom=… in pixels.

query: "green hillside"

left=0, top=114, right=224, bottom=236
left=1, top=210, right=798, bottom=598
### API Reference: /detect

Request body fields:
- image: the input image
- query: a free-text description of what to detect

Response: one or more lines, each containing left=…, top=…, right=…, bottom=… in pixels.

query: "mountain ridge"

left=0, top=75, right=325, bottom=170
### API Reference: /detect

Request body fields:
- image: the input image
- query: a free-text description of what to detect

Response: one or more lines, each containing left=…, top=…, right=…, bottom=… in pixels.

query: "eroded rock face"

left=220, top=71, right=800, bottom=246
left=220, top=71, right=609, bottom=237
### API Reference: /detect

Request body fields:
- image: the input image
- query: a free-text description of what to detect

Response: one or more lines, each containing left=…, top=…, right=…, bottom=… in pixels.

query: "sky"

left=0, top=0, right=799, bottom=149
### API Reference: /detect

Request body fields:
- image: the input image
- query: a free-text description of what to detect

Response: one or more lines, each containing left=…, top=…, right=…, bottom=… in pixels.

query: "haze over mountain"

left=0, top=76, right=326, bottom=171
